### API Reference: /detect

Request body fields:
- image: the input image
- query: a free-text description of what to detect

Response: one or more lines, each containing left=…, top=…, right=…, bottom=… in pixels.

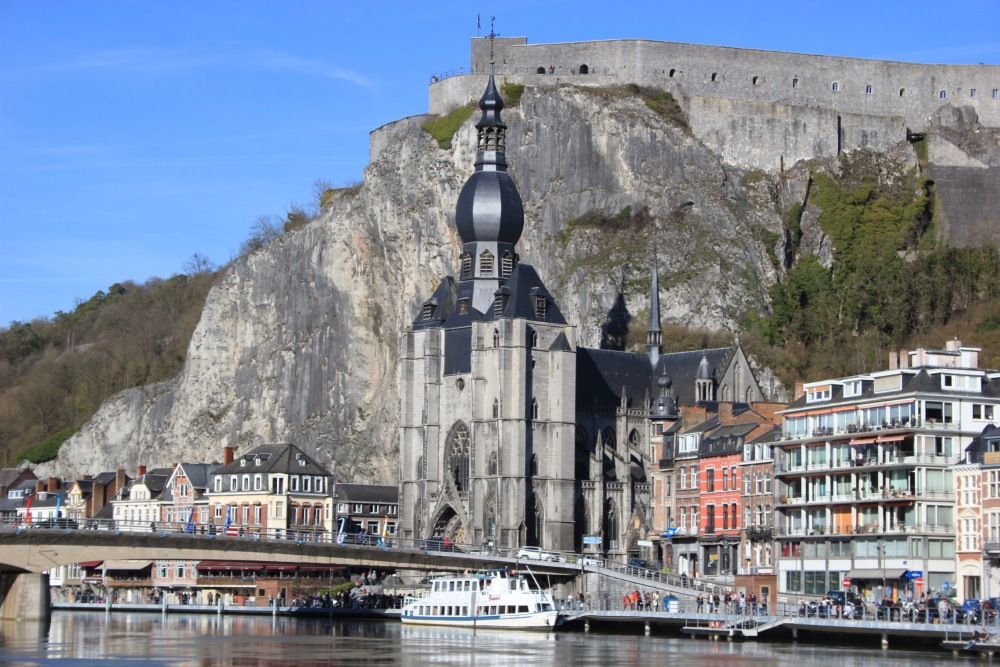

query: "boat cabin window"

left=519, top=605, right=529, bottom=613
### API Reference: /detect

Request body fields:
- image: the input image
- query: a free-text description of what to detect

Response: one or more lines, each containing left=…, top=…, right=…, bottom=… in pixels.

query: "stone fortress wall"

left=421, top=37, right=998, bottom=175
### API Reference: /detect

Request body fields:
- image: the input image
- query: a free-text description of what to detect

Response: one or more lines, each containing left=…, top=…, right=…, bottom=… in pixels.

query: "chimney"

left=899, top=350, right=909, bottom=369
left=91, top=480, right=106, bottom=515
left=83, top=474, right=92, bottom=481
left=224, top=446, right=235, bottom=465
left=47, top=477, right=59, bottom=492
left=115, top=468, right=126, bottom=494
left=794, top=382, right=805, bottom=400
left=946, top=338, right=962, bottom=352
left=137, top=465, right=147, bottom=478
left=889, top=351, right=898, bottom=370
left=719, top=402, right=734, bottom=423
left=0, top=485, right=6, bottom=501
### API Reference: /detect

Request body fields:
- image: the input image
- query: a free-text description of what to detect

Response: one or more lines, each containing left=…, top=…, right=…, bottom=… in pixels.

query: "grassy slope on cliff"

left=0, top=269, right=219, bottom=465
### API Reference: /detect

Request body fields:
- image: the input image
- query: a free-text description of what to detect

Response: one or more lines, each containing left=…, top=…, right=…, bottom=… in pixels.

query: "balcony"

left=745, top=526, right=773, bottom=541
left=984, top=541, right=1000, bottom=555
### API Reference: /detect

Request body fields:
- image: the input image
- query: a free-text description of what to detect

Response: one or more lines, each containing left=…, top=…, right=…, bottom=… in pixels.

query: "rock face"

left=33, top=80, right=991, bottom=481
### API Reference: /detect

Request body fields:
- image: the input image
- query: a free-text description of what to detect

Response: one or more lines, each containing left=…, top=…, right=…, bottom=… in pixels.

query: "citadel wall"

left=469, top=37, right=1000, bottom=130
left=417, top=37, right=997, bottom=177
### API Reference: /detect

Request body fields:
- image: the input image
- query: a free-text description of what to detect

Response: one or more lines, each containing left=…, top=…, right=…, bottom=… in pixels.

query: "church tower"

left=398, top=49, right=578, bottom=552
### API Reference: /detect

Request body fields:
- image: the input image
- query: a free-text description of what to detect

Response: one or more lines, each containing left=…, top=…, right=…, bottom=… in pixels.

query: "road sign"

left=843, top=577, right=851, bottom=588
left=583, top=535, right=602, bottom=545
left=915, top=576, right=925, bottom=588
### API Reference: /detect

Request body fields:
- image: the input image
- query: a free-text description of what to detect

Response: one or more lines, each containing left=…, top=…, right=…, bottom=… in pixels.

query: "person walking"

left=697, top=593, right=704, bottom=612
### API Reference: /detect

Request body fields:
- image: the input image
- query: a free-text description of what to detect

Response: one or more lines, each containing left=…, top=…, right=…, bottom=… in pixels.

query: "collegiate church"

left=397, top=66, right=766, bottom=559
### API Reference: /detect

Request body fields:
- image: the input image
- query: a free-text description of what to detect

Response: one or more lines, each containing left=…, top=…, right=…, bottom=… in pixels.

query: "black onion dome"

left=455, top=170, right=524, bottom=244
left=454, top=71, right=524, bottom=245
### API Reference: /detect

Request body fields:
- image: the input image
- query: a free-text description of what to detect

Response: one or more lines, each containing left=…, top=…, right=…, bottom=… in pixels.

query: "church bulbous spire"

left=454, top=71, right=524, bottom=246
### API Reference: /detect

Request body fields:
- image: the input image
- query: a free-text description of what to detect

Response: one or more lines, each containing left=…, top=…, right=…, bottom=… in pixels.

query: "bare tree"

left=183, top=252, right=215, bottom=275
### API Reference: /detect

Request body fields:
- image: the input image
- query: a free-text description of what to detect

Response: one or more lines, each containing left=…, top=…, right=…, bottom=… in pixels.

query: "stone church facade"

left=398, top=67, right=767, bottom=559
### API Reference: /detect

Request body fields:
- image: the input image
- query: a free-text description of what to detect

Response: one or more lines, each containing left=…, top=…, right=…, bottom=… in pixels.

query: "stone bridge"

left=0, top=526, right=708, bottom=621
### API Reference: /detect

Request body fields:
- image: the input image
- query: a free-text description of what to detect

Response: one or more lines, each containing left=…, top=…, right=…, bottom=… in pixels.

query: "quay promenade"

left=51, top=593, right=996, bottom=653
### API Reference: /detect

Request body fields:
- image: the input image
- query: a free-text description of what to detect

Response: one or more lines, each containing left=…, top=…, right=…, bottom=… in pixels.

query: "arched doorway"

left=431, top=505, right=466, bottom=545
left=579, top=64, right=589, bottom=74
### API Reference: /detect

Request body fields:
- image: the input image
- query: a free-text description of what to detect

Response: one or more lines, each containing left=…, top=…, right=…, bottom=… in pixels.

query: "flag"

left=224, top=505, right=238, bottom=536
left=24, top=497, right=32, bottom=524
left=382, top=516, right=390, bottom=539
left=55, top=494, right=62, bottom=520
left=477, top=14, right=480, bottom=30
left=336, top=517, right=345, bottom=544
left=185, top=508, right=195, bottom=533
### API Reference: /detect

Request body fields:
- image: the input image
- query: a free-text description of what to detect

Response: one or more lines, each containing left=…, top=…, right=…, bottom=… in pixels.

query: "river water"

left=0, top=612, right=970, bottom=666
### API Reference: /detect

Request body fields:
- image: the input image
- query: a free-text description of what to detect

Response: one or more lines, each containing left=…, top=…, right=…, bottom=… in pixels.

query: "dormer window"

left=493, top=294, right=504, bottom=315
left=457, top=298, right=470, bottom=315
left=805, top=385, right=831, bottom=403
left=843, top=380, right=862, bottom=398
left=240, top=459, right=247, bottom=467
left=480, top=250, right=494, bottom=277
left=255, top=457, right=262, bottom=466
left=461, top=251, right=472, bottom=278
left=421, top=301, right=434, bottom=321
left=535, top=295, right=547, bottom=318
left=501, top=251, right=514, bottom=278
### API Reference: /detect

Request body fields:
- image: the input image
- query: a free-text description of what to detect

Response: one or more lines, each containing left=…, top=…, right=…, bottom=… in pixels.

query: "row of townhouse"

left=649, top=339, right=1000, bottom=608
left=3, top=444, right=397, bottom=603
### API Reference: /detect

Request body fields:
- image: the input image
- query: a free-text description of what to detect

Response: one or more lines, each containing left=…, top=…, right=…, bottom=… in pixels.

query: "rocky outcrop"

left=36, top=81, right=942, bottom=481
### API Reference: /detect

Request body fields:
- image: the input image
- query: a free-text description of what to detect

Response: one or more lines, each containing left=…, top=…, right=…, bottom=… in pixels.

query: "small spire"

left=647, top=249, right=663, bottom=365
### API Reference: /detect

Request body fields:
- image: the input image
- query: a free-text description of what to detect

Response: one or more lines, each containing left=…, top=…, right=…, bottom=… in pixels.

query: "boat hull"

left=401, top=611, right=560, bottom=630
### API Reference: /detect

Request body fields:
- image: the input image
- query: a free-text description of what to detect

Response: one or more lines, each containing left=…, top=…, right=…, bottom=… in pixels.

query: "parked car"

left=627, top=558, right=653, bottom=569
left=32, top=518, right=79, bottom=530
left=517, top=546, right=559, bottom=561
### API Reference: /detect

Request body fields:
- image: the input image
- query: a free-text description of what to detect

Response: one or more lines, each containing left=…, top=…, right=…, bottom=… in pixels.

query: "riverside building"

left=773, top=340, right=999, bottom=602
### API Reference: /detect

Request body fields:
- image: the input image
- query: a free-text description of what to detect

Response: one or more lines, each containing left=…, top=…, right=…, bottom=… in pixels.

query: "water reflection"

left=0, top=612, right=970, bottom=666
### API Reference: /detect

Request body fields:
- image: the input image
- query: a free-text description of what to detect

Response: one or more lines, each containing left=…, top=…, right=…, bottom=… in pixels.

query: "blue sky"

left=2, top=0, right=998, bottom=325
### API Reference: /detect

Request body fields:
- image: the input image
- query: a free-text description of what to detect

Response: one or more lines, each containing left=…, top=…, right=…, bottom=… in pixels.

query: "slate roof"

left=699, top=422, right=757, bottom=457
left=576, top=347, right=652, bottom=410
left=0, top=468, right=36, bottom=489
left=413, top=277, right=458, bottom=330
left=334, top=484, right=398, bottom=504
left=784, top=366, right=1000, bottom=413
left=577, top=346, right=737, bottom=412
left=212, top=444, right=332, bottom=477
left=653, top=347, right=731, bottom=407
left=484, top=264, right=566, bottom=325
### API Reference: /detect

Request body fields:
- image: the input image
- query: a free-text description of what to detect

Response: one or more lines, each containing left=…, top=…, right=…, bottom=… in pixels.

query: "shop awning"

left=846, top=568, right=907, bottom=579
left=297, top=566, right=347, bottom=574
left=102, top=560, right=152, bottom=571
left=264, top=564, right=299, bottom=572
left=195, top=561, right=266, bottom=571
left=850, top=438, right=877, bottom=445
left=77, top=561, right=103, bottom=568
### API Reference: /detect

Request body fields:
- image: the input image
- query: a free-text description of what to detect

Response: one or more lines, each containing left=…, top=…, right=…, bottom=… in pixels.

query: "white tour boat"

left=400, top=569, right=561, bottom=630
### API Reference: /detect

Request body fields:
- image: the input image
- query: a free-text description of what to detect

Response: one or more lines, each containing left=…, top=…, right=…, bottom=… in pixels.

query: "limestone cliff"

left=36, top=81, right=936, bottom=481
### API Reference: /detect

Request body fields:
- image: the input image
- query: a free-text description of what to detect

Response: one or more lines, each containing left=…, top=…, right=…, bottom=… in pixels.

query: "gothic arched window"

left=488, top=452, right=498, bottom=475
left=445, top=422, right=471, bottom=493
left=531, top=398, right=539, bottom=421
left=493, top=329, right=499, bottom=348
left=601, top=427, right=616, bottom=451
left=604, top=498, right=619, bottom=551
left=492, top=399, right=499, bottom=419
left=530, top=453, right=539, bottom=477
left=628, top=429, right=640, bottom=451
